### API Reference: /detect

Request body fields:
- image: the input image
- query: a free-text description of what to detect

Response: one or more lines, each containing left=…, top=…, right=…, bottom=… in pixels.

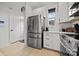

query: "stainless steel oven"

left=60, top=35, right=78, bottom=56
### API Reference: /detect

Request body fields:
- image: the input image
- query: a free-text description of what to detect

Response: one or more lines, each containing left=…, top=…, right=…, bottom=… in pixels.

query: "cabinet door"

left=59, top=2, right=69, bottom=22
left=44, top=32, right=60, bottom=51
left=44, top=32, right=51, bottom=48
left=50, top=33, right=60, bottom=51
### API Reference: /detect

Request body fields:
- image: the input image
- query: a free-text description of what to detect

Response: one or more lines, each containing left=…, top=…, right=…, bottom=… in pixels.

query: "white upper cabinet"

left=59, top=2, right=69, bottom=23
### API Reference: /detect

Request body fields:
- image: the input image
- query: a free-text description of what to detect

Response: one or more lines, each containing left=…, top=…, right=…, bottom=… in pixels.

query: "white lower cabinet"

left=44, top=31, right=60, bottom=51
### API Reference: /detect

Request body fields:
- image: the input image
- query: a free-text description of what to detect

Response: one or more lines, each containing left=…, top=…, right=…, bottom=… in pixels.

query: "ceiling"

left=0, top=2, right=25, bottom=15
left=29, top=2, right=58, bottom=9
left=0, top=2, right=58, bottom=14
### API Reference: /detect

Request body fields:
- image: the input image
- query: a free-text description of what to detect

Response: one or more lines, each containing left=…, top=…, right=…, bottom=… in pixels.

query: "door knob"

left=11, top=29, right=13, bottom=31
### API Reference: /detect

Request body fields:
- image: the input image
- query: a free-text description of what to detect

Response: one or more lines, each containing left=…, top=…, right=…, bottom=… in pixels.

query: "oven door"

left=60, top=43, right=73, bottom=56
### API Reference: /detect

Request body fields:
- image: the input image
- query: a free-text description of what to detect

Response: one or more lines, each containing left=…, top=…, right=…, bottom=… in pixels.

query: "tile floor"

left=0, top=42, right=60, bottom=56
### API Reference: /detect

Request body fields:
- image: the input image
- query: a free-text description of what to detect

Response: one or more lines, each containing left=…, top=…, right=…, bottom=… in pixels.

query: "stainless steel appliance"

left=60, top=34, right=79, bottom=56
left=27, top=15, right=44, bottom=49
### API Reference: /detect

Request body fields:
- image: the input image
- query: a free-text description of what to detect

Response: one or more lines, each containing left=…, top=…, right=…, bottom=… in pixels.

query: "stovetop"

left=66, top=34, right=79, bottom=40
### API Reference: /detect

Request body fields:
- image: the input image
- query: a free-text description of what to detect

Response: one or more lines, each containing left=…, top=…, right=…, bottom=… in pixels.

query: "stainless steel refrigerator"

left=27, top=15, right=44, bottom=49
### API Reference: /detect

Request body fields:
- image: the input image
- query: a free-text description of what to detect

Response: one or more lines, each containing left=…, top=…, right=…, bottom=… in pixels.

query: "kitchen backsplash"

left=59, top=23, right=72, bottom=31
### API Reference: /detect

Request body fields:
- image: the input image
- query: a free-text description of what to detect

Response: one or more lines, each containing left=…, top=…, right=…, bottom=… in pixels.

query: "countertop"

left=44, top=31, right=79, bottom=35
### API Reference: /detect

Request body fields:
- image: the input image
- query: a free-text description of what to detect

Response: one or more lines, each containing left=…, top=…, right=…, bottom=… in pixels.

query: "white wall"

left=24, top=3, right=33, bottom=46
left=46, top=4, right=59, bottom=31
left=0, top=3, right=24, bottom=48
left=58, top=2, right=69, bottom=23
left=0, top=11, right=9, bottom=48
left=59, top=23, right=72, bottom=31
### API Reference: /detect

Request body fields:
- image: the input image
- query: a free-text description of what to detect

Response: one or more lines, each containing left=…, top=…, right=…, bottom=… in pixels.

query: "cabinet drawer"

left=44, top=32, right=51, bottom=37
left=44, top=37, right=51, bottom=44
left=44, top=32, right=60, bottom=51
left=44, top=37, right=50, bottom=41
left=44, top=43, right=51, bottom=48
left=44, top=38, right=52, bottom=49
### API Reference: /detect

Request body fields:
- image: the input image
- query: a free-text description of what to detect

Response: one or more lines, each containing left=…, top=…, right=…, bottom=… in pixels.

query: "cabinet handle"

left=11, top=29, right=13, bottom=31
left=68, top=40, right=71, bottom=44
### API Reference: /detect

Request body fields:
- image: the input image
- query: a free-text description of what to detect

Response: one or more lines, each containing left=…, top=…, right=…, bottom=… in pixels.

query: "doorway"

left=8, top=3, right=25, bottom=44
left=9, top=14, right=24, bottom=44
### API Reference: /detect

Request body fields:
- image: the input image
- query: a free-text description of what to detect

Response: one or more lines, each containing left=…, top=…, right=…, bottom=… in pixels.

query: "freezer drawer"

left=27, top=37, right=42, bottom=49
left=27, top=33, right=41, bottom=38
left=27, top=37, right=38, bottom=48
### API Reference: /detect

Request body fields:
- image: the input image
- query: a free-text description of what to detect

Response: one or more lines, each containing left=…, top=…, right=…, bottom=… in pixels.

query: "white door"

left=9, top=14, right=15, bottom=43
left=9, top=14, right=22, bottom=43
left=50, top=33, right=60, bottom=51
